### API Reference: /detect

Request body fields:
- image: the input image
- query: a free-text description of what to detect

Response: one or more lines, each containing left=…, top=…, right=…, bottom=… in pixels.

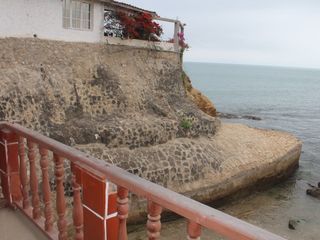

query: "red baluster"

left=39, top=147, right=54, bottom=232
left=117, top=186, right=129, bottom=240
left=18, top=137, right=30, bottom=209
left=147, top=201, right=162, bottom=240
left=54, top=154, right=67, bottom=240
left=28, top=140, right=41, bottom=219
left=187, top=221, right=202, bottom=240
left=72, top=164, right=83, bottom=240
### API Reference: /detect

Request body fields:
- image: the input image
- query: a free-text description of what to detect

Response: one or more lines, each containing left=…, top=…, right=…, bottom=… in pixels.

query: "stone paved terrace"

left=0, top=204, right=47, bottom=240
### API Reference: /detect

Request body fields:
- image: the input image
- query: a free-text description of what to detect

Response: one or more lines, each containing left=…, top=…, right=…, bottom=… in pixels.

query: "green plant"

left=180, top=118, right=193, bottom=130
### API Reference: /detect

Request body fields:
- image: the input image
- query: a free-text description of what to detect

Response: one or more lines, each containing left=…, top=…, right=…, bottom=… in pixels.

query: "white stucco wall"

left=0, top=0, right=105, bottom=43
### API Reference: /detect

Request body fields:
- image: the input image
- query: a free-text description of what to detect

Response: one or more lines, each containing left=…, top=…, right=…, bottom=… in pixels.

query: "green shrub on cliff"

left=180, top=118, right=193, bottom=130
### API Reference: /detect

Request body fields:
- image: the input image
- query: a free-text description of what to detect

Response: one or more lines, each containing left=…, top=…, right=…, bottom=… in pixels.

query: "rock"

left=318, top=182, right=320, bottom=188
left=307, top=183, right=316, bottom=188
left=188, top=88, right=217, bottom=117
left=0, top=38, right=219, bottom=147
left=306, top=188, right=320, bottom=199
left=288, top=219, right=299, bottom=230
left=242, top=115, right=262, bottom=121
left=218, top=112, right=240, bottom=119
left=217, top=112, right=262, bottom=121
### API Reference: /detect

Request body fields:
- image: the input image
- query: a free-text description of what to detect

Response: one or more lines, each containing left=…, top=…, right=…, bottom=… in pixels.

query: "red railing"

left=0, top=122, right=286, bottom=240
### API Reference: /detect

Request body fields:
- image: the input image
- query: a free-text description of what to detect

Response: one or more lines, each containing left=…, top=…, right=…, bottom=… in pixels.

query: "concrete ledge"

left=105, top=36, right=177, bottom=52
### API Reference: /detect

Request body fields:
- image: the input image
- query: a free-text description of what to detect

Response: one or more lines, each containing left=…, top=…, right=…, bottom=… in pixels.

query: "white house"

left=0, top=0, right=163, bottom=42
left=0, top=0, right=115, bottom=42
left=0, top=0, right=183, bottom=51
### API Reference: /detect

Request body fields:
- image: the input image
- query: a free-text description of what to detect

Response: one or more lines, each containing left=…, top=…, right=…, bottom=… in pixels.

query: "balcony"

left=0, top=121, right=286, bottom=240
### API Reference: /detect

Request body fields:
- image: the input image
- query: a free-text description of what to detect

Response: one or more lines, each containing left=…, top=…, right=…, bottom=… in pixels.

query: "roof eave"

left=105, top=1, right=158, bottom=18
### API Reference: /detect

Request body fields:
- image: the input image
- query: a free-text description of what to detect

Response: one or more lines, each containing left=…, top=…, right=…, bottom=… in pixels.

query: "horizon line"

left=183, top=61, right=320, bottom=71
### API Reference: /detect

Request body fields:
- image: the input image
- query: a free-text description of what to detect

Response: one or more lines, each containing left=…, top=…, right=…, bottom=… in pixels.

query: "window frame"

left=63, top=0, right=94, bottom=31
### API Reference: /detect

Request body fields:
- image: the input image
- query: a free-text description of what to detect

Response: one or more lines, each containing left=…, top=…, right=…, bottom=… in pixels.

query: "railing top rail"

left=0, top=122, right=286, bottom=240
left=154, top=16, right=180, bottom=24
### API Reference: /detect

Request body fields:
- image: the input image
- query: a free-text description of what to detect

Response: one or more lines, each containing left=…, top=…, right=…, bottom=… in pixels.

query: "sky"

left=122, top=0, right=320, bottom=69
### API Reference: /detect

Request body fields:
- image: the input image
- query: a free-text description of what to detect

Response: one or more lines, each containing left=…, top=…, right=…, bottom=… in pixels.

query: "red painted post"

left=0, top=128, right=22, bottom=205
left=187, top=221, right=202, bottom=240
left=107, top=192, right=119, bottom=240
left=79, top=163, right=119, bottom=240
left=147, top=201, right=162, bottom=240
left=117, top=186, right=129, bottom=240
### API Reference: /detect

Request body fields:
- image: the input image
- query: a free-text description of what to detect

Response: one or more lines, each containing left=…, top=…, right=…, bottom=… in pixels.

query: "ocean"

left=183, top=62, right=320, bottom=239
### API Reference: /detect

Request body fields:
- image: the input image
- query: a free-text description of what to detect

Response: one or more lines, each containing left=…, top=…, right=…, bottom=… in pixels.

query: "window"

left=63, top=0, right=93, bottom=30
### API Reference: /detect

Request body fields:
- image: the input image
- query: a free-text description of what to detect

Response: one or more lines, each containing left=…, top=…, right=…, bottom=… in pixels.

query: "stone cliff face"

left=0, top=38, right=301, bottom=222
left=0, top=38, right=219, bottom=148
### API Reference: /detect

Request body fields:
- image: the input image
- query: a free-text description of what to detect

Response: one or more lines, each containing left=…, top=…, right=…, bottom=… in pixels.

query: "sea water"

left=183, top=62, right=320, bottom=239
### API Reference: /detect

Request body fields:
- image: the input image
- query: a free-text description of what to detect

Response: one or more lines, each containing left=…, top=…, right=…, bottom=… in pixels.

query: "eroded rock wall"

left=0, top=38, right=219, bottom=149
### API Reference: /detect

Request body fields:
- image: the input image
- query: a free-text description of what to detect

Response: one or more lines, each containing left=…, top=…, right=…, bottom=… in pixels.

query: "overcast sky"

left=122, top=0, right=320, bottom=69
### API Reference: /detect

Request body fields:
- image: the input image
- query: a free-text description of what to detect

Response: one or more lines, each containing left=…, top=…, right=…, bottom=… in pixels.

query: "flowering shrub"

left=168, top=32, right=189, bottom=49
left=168, top=31, right=189, bottom=59
left=117, top=12, right=163, bottom=41
left=177, top=32, right=189, bottom=50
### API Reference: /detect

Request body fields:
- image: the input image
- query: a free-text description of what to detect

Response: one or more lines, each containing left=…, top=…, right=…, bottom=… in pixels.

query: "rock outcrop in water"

left=218, top=112, right=262, bottom=121
left=0, top=38, right=302, bottom=221
left=306, top=183, right=320, bottom=200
